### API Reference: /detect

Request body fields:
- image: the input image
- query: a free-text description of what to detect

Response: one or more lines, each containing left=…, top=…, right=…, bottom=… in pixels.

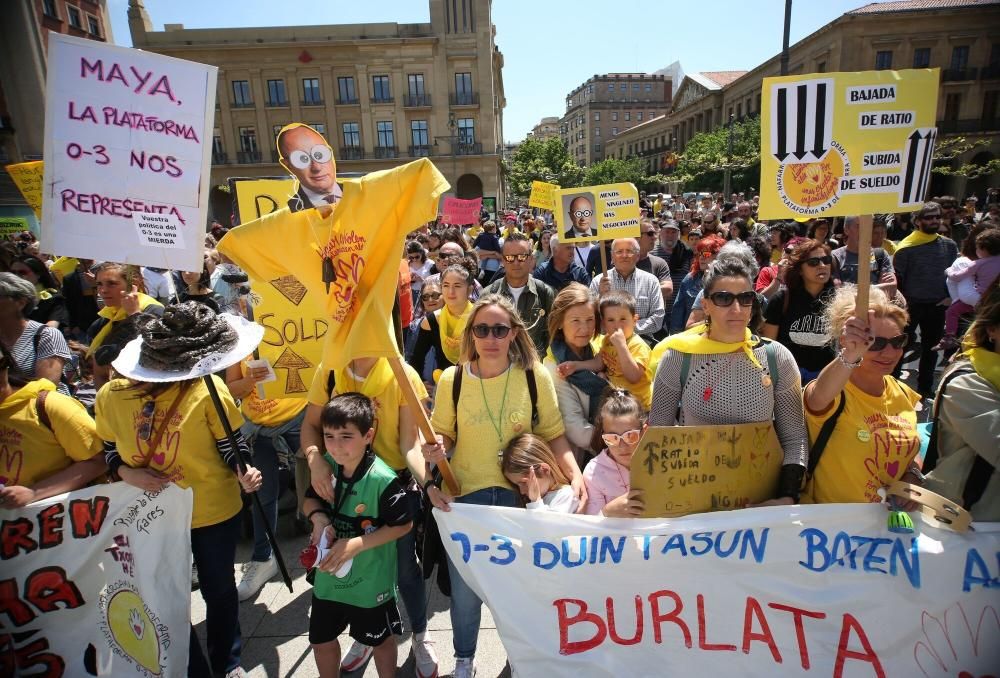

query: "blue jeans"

left=445, top=487, right=517, bottom=659
left=396, top=519, right=428, bottom=634
left=249, top=417, right=302, bottom=561
left=189, top=511, right=242, bottom=676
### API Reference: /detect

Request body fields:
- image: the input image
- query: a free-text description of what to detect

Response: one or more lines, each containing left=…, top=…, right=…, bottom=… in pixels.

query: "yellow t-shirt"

left=239, top=360, right=308, bottom=427
left=95, top=376, right=246, bottom=529
left=307, top=358, right=428, bottom=471
left=432, top=362, right=565, bottom=496
left=803, top=377, right=922, bottom=504
left=466, top=224, right=483, bottom=240
left=599, top=333, right=652, bottom=409
left=0, top=379, right=102, bottom=488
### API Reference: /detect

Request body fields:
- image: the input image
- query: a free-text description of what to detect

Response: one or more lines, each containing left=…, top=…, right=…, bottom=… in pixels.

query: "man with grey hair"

left=532, top=234, right=591, bottom=291
left=831, top=215, right=896, bottom=292
left=591, top=237, right=665, bottom=343
left=0, top=272, right=72, bottom=390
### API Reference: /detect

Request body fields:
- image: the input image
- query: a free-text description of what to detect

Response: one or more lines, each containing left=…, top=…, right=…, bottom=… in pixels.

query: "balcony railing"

left=301, top=98, right=324, bottom=106
left=937, top=118, right=1000, bottom=134
left=339, top=147, right=364, bottom=160
left=236, top=150, right=261, bottom=164
left=408, top=145, right=431, bottom=157
left=266, top=99, right=289, bottom=107
left=373, top=146, right=399, bottom=159
left=450, top=92, right=479, bottom=106
left=230, top=100, right=254, bottom=109
left=211, top=151, right=228, bottom=165
left=404, top=94, right=432, bottom=108
left=454, top=142, right=482, bottom=156
left=942, top=67, right=978, bottom=82
left=370, top=96, right=394, bottom=105
left=981, top=65, right=1000, bottom=80
left=336, top=97, right=359, bottom=105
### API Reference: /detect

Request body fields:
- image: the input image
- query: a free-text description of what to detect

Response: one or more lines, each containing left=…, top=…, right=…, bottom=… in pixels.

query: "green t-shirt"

left=313, top=451, right=413, bottom=608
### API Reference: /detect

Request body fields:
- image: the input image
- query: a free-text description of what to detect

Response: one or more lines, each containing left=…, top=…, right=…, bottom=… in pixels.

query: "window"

left=612, top=127, right=619, bottom=135
left=42, top=0, right=58, bottom=18
left=913, top=48, right=931, bottom=68
left=302, top=78, right=321, bottom=104
left=87, top=15, right=101, bottom=36
left=619, top=83, right=626, bottom=91
left=736, top=103, right=742, bottom=119
left=67, top=6, right=82, bottom=28
left=607, top=83, right=614, bottom=91
left=376, top=121, right=394, bottom=147
left=645, top=83, right=652, bottom=92
left=410, top=120, right=429, bottom=147
left=238, top=127, right=257, bottom=152
left=594, top=112, right=600, bottom=121
left=817, top=61, right=827, bottom=73
left=944, top=93, right=961, bottom=121
left=372, top=75, right=392, bottom=102
left=312, top=123, right=326, bottom=137
left=612, top=111, right=618, bottom=121
left=342, top=122, right=360, bottom=147
left=982, top=91, right=998, bottom=123
left=458, top=118, right=475, bottom=144
left=587, top=85, right=593, bottom=95
left=594, top=143, right=601, bottom=152
left=637, top=112, right=643, bottom=122
left=595, top=127, right=601, bottom=137
left=266, top=79, right=287, bottom=106
left=212, top=130, right=223, bottom=155
left=649, top=111, right=656, bottom=121
left=991, top=43, right=1000, bottom=67
left=232, top=80, right=252, bottom=107
left=625, top=112, right=630, bottom=121
left=628, top=144, right=633, bottom=155
left=875, top=50, right=893, bottom=70
left=408, top=74, right=425, bottom=96
left=337, top=77, right=357, bottom=103
left=455, top=72, right=473, bottom=94
left=951, top=45, right=970, bottom=71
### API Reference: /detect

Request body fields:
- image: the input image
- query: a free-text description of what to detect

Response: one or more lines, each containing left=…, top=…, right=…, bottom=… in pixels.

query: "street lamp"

left=433, top=112, right=459, bottom=192
left=723, top=114, right=736, bottom=199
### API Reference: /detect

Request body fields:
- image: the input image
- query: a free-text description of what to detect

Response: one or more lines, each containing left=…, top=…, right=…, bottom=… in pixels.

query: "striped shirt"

left=589, top=266, right=665, bottom=336
left=10, top=321, right=71, bottom=392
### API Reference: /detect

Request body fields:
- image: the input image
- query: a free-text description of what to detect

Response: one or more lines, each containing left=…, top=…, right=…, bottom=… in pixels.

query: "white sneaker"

left=340, top=641, right=373, bottom=672
left=236, top=557, right=277, bottom=601
left=412, top=632, right=439, bottom=678
left=453, top=657, right=476, bottom=678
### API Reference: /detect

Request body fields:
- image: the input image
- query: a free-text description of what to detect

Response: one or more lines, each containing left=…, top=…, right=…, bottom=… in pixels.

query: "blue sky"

left=108, top=0, right=868, bottom=141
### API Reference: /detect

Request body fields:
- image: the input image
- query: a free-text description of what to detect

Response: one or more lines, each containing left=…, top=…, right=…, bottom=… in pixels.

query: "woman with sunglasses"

left=802, top=286, right=923, bottom=504
left=762, top=239, right=837, bottom=384
left=422, top=294, right=585, bottom=675
left=408, top=262, right=475, bottom=378
left=406, top=280, right=445, bottom=385
left=669, top=234, right=725, bottom=333
left=650, top=253, right=808, bottom=507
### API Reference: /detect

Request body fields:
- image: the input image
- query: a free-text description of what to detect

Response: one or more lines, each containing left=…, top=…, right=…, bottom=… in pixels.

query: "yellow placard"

left=629, top=424, right=783, bottom=518
left=758, top=68, right=940, bottom=219
left=528, top=180, right=559, bottom=210
left=552, top=182, right=641, bottom=243
left=0, top=217, right=30, bottom=236
left=6, top=161, right=44, bottom=219
left=231, top=177, right=325, bottom=399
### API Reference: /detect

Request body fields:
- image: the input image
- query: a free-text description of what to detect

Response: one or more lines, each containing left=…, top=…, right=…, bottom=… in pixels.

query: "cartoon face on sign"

left=276, top=123, right=342, bottom=211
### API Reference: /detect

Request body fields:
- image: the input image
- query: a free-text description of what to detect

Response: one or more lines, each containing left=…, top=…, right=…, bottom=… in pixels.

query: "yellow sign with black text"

left=552, top=182, right=641, bottom=243
left=6, top=161, right=44, bottom=219
left=528, top=180, right=559, bottom=210
left=758, top=68, right=940, bottom=219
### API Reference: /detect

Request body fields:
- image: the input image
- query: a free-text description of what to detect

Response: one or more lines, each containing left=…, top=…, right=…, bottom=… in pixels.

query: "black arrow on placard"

left=775, top=87, right=788, bottom=161
left=901, top=129, right=923, bottom=204
left=914, top=128, right=935, bottom=205
left=793, top=84, right=809, bottom=160
left=811, top=82, right=828, bottom=159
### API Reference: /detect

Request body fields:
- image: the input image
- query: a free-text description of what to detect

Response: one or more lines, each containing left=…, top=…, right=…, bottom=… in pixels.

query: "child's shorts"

left=308, top=595, right=402, bottom=646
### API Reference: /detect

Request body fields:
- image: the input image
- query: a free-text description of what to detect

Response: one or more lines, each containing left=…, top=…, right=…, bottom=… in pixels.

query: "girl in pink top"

left=582, top=389, right=646, bottom=516
left=938, top=228, right=1000, bottom=349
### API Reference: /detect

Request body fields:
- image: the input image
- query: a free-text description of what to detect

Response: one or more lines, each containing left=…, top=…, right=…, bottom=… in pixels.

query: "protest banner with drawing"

left=41, top=33, right=216, bottom=272
left=553, top=183, right=641, bottom=244
left=5, top=161, right=44, bottom=221
left=441, top=196, right=482, bottom=225
left=1, top=484, right=193, bottom=677
left=436, top=503, right=1000, bottom=678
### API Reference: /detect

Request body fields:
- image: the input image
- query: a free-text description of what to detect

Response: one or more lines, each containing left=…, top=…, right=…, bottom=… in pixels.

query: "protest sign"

left=481, top=196, right=497, bottom=221
left=230, top=177, right=325, bottom=398
left=630, top=424, right=783, bottom=517
left=5, top=161, right=44, bottom=219
left=758, top=68, right=940, bottom=219
left=553, top=182, right=641, bottom=243
left=436, top=503, right=1000, bottom=678
left=1, top=483, right=193, bottom=677
left=41, top=33, right=216, bottom=272
left=0, top=217, right=31, bottom=237
left=529, top=180, right=559, bottom=210
left=441, top=196, right=482, bottom=225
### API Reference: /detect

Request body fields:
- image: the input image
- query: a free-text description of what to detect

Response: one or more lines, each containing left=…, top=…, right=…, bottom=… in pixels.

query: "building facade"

left=128, top=0, right=506, bottom=222
left=528, top=116, right=560, bottom=142
left=559, top=72, right=672, bottom=166
left=606, top=0, right=1000, bottom=199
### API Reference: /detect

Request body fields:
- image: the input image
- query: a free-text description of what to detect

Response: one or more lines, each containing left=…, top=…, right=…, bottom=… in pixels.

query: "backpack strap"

left=763, top=339, right=780, bottom=390
left=679, top=352, right=692, bottom=391
left=525, top=366, right=539, bottom=426
left=451, top=363, right=464, bottom=413
left=35, top=389, right=52, bottom=432
left=807, top=393, right=847, bottom=476
left=963, top=455, right=996, bottom=511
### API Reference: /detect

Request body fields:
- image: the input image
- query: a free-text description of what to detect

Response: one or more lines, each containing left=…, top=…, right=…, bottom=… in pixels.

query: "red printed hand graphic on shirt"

left=914, top=603, right=1000, bottom=677
left=0, top=445, right=23, bottom=486
left=331, top=254, right=365, bottom=307
left=863, top=428, right=920, bottom=488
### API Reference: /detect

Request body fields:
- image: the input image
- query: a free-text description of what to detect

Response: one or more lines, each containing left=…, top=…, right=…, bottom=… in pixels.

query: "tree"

left=931, top=135, right=1000, bottom=179
left=673, top=116, right=762, bottom=192
left=505, top=137, right=585, bottom=199
left=583, top=157, right=668, bottom=192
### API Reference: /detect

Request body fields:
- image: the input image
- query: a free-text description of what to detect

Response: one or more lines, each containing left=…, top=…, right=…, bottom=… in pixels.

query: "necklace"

left=476, top=360, right=512, bottom=455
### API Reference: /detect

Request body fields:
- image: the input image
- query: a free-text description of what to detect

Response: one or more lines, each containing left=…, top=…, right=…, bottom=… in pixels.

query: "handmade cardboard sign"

left=529, top=180, right=559, bottom=210
left=441, top=196, right=482, bottom=225
left=553, top=182, right=641, bottom=243
left=630, top=424, right=783, bottom=517
left=5, top=160, right=44, bottom=219
left=758, top=68, right=939, bottom=219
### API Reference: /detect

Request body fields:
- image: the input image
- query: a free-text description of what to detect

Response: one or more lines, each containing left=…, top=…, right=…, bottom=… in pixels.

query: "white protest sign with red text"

left=436, top=504, right=1000, bottom=677
left=42, top=33, right=216, bottom=272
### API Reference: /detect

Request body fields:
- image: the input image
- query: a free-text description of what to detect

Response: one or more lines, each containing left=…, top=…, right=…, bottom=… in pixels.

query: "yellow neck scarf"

left=333, top=357, right=394, bottom=399
left=894, top=229, right=939, bottom=252
left=965, top=346, right=1000, bottom=393
left=660, top=322, right=762, bottom=368
left=88, top=293, right=161, bottom=356
left=438, top=301, right=472, bottom=365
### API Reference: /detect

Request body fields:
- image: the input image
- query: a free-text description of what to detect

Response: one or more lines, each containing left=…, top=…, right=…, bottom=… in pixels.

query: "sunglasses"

left=868, top=334, right=909, bottom=351
left=601, top=429, right=643, bottom=446
left=708, top=291, right=756, bottom=307
left=503, top=253, right=531, bottom=263
left=471, top=324, right=512, bottom=339
left=421, top=292, right=441, bottom=301
left=572, top=209, right=594, bottom=218
left=407, top=255, right=422, bottom=261
left=137, top=401, right=156, bottom=441
left=804, top=255, right=833, bottom=267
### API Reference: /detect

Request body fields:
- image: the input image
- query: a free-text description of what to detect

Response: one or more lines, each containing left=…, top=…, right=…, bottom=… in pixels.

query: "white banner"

left=436, top=504, right=1000, bottom=677
left=41, top=33, right=216, bottom=272
left=1, top=483, right=193, bottom=677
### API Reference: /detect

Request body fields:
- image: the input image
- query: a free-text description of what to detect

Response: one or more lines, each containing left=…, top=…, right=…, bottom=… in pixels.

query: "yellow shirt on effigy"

left=431, top=362, right=565, bottom=496
left=95, top=376, right=246, bottom=528
left=307, top=358, right=428, bottom=472
left=238, top=360, right=307, bottom=427
left=0, top=379, right=102, bottom=488
left=599, top=332, right=652, bottom=409
left=802, top=376, right=922, bottom=504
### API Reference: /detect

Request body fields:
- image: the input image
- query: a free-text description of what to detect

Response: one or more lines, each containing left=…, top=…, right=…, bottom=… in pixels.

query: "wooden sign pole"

left=855, top=214, right=874, bottom=316
left=599, top=241, right=609, bottom=278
